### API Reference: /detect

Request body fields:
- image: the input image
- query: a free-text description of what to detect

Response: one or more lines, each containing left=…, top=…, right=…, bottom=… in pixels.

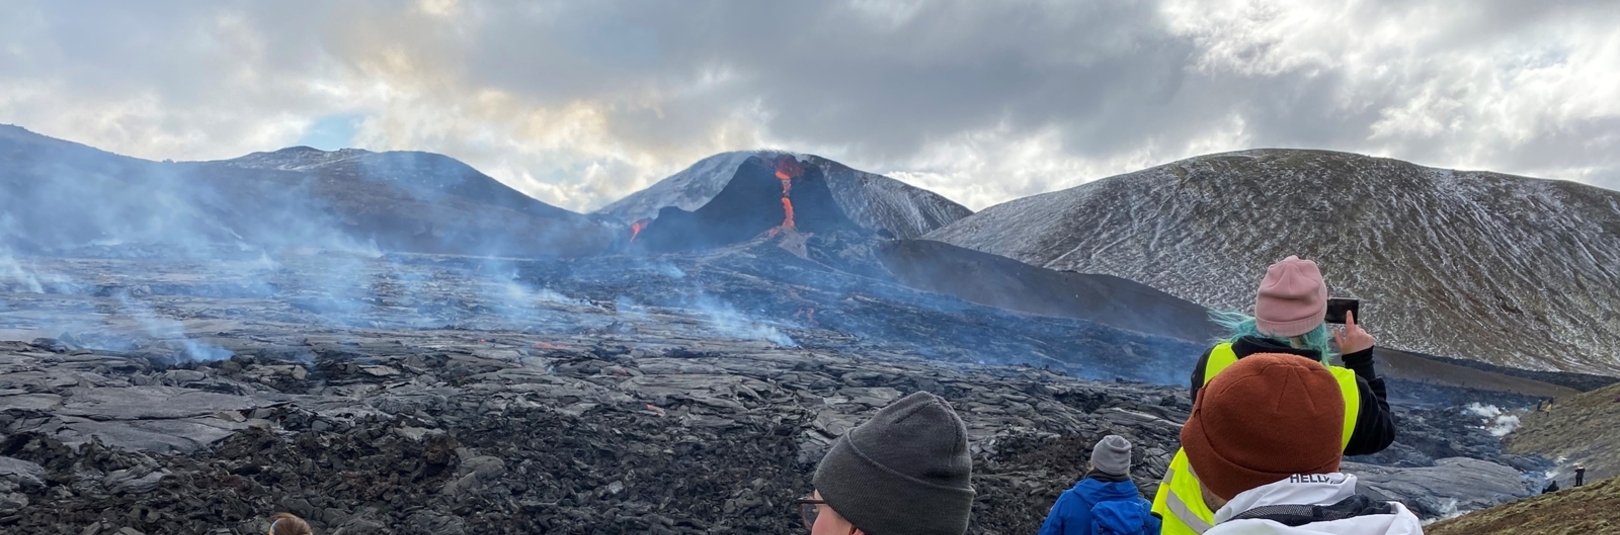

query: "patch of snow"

left=222, top=146, right=373, bottom=171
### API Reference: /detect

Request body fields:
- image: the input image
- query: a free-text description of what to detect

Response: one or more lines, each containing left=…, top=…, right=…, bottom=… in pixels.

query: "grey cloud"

left=1, top=0, right=1617, bottom=212
left=440, top=0, right=1191, bottom=161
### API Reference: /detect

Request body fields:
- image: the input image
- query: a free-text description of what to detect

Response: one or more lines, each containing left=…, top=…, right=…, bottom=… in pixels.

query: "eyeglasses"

left=796, top=498, right=827, bottom=530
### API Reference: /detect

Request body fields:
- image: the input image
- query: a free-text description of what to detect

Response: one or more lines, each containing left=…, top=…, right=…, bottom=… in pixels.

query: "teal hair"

left=1210, top=310, right=1336, bottom=364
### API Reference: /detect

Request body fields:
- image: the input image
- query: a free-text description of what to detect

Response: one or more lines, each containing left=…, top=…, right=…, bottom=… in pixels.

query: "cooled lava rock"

left=0, top=243, right=1569, bottom=533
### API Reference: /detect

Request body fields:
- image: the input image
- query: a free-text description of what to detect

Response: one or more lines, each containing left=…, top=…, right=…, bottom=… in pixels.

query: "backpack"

left=1091, top=497, right=1158, bottom=535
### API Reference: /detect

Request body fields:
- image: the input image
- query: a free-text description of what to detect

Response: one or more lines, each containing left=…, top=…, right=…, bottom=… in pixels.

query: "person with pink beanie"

left=1151, top=256, right=1396, bottom=535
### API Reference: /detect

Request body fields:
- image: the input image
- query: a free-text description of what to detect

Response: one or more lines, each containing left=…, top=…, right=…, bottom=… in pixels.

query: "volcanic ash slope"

left=927, top=149, right=1620, bottom=375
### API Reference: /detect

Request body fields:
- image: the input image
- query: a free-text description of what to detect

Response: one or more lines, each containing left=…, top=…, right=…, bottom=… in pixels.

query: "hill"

left=1506, top=381, right=1620, bottom=483
left=220, top=146, right=580, bottom=221
left=0, top=125, right=612, bottom=257
left=1428, top=474, right=1619, bottom=535
left=926, top=149, right=1620, bottom=375
left=876, top=239, right=1218, bottom=342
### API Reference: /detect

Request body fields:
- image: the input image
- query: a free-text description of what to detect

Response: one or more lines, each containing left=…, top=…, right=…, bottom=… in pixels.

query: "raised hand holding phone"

left=1333, top=310, right=1376, bottom=354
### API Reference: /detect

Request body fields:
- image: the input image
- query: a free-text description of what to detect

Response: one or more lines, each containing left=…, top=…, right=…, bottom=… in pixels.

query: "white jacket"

left=1205, top=473, right=1425, bottom=535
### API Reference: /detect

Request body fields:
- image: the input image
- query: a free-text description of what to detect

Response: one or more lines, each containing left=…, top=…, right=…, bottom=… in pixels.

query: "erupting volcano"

left=619, top=154, right=862, bottom=252
left=596, top=151, right=973, bottom=242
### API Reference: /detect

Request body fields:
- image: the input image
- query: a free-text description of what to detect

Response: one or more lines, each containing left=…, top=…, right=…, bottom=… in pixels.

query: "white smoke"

left=110, top=291, right=233, bottom=362
left=0, top=252, right=43, bottom=294
left=1464, top=403, right=1523, bottom=437
left=689, top=294, right=796, bottom=347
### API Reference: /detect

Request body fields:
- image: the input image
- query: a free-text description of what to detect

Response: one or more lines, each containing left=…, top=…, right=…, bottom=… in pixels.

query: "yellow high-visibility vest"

left=1150, top=343, right=1361, bottom=534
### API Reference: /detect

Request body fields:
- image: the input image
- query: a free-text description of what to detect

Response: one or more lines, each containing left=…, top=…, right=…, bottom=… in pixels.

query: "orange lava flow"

left=628, top=219, right=651, bottom=242
left=772, top=156, right=804, bottom=232
left=780, top=191, right=796, bottom=229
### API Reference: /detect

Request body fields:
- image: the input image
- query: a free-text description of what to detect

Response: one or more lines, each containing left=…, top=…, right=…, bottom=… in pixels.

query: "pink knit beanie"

left=1254, top=255, right=1328, bottom=337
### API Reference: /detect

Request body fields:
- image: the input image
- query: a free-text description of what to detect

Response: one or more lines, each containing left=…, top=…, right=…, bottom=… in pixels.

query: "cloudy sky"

left=2, top=0, right=1617, bottom=211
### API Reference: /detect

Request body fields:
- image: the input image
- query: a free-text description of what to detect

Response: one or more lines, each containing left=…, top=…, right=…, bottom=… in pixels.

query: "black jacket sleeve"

left=1342, top=348, right=1396, bottom=455
left=1339, top=347, right=1379, bottom=383
left=1189, top=346, right=1214, bottom=406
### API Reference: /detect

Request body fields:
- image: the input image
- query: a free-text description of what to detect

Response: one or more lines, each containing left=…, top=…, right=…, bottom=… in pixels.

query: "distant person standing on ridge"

left=1038, top=435, right=1162, bottom=535
left=1576, top=464, right=1587, bottom=487
left=1152, top=255, right=1396, bottom=535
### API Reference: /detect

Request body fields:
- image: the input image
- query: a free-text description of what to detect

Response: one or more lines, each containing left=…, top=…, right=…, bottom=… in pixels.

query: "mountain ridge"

left=927, top=148, right=1620, bottom=375
left=214, top=145, right=580, bottom=221
left=0, top=125, right=609, bottom=257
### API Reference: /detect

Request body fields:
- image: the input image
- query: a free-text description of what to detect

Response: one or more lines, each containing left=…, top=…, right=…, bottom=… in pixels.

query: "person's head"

left=1090, top=435, right=1133, bottom=477
left=1215, top=255, right=1334, bottom=361
left=267, top=513, right=312, bottom=535
left=1180, top=353, right=1345, bottom=506
left=806, top=391, right=975, bottom=535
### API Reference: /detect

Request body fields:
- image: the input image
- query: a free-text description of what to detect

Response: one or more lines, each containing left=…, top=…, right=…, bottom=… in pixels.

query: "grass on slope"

left=1427, top=475, right=1619, bottom=535
left=1507, top=381, right=1620, bottom=482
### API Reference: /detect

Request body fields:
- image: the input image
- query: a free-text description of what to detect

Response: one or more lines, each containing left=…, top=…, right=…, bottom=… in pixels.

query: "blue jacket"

left=1038, top=476, right=1161, bottom=535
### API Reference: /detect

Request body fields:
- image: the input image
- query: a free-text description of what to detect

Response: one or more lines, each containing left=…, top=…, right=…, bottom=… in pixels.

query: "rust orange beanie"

left=1180, top=353, right=1345, bottom=500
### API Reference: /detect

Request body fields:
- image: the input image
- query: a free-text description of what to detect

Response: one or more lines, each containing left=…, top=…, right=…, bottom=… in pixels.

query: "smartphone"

left=1324, top=298, right=1361, bottom=324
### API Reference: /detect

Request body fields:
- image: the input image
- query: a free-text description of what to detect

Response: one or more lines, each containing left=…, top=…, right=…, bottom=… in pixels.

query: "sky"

left=2, top=0, right=1617, bottom=212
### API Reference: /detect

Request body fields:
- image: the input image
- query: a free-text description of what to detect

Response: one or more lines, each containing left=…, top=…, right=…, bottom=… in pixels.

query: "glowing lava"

left=768, top=156, right=805, bottom=236
left=629, top=218, right=651, bottom=242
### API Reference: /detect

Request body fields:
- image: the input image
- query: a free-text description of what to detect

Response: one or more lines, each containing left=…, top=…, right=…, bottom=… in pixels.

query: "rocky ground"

left=0, top=323, right=1201, bottom=534
left=0, top=241, right=1570, bottom=533
left=0, top=334, right=1549, bottom=534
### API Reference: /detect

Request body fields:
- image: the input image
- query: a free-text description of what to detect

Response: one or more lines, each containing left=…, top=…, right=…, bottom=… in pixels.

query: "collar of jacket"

left=1233, top=336, right=1323, bottom=361
left=1208, top=473, right=1425, bottom=535
left=1215, top=473, right=1358, bottom=524
left=1085, top=469, right=1133, bottom=484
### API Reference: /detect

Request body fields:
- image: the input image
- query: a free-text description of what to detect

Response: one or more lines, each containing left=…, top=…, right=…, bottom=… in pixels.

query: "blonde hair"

left=268, top=512, right=313, bottom=535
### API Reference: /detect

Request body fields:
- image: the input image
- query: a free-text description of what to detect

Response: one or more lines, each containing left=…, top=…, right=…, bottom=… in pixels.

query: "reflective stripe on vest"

left=1151, top=450, right=1214, bottom=534
left=1150, top=342, right=1363, bottom=534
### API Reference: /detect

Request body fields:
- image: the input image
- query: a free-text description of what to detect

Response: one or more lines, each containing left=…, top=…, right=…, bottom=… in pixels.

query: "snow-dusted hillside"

left=218, top=147, right=578, bottom=221
left=0, top=125, right=610, bottom=256
left=596, top=151, right=972, bottom=239
left=927, top=149, right=1620, bottom=375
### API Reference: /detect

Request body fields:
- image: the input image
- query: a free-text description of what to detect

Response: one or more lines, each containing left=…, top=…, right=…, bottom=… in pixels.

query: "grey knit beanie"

left=1090, top=435, right=1132, bottom=476
left=813, top=391, right=975, bottom=535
